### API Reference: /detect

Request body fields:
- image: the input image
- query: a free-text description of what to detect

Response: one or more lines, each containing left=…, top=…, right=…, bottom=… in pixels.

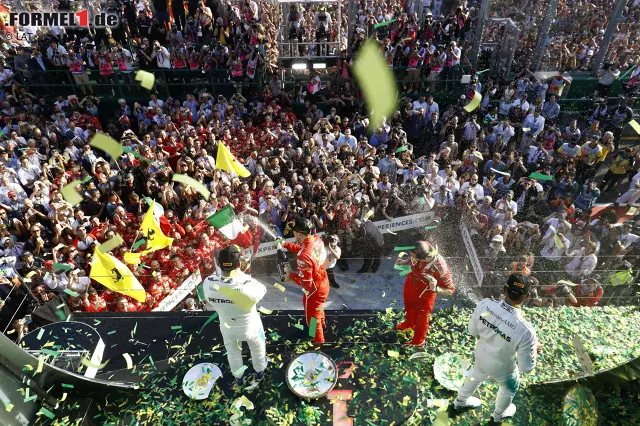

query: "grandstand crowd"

left=0, top=0, right=639, bottom=340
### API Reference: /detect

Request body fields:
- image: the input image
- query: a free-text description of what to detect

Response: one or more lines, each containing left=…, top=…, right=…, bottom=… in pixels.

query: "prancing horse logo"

left=111, top=268, right=123, bottom=282
left=147, top=228, right=155, bottom=241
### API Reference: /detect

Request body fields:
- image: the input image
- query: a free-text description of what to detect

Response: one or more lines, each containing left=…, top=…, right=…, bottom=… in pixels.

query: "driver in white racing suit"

left=454, top=273, right=541, bottom=421
left=203, top=245, right=267, bottom=387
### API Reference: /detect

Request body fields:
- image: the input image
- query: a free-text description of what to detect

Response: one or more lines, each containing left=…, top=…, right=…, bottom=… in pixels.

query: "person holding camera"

left=323, top=234, right=341, bottom=289
left=314, top=6, right=333, bottom=56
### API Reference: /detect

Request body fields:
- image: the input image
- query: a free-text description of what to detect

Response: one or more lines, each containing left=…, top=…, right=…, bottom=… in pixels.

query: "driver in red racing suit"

left=279, top=216, right=330, bottom=344
left=396, top=240, right=455, bottom=346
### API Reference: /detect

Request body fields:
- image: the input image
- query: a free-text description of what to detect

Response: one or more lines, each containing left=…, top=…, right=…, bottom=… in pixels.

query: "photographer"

left=314, top=6, right=333, bottom=56
left=597, top=62, right=620, bottom=97
left=323, top=234, right=341, bottom=288
left=287, top=4, right=305, bottom=56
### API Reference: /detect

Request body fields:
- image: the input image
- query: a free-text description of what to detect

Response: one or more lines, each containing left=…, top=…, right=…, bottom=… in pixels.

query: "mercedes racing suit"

left=283, top=235, right=330, bottom=343
left=456, top=298, right=537, bottom=417
left=202, top=271, right=268, bottom=378
left=397, top=254, right=455, bottom=345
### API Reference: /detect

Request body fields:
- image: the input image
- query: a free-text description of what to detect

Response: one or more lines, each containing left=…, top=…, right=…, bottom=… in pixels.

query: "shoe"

left=453, top=396, right=482, bottom=409
left=493, top=403, right=516, bottom=421
left=330, top=282, right=340, bottom=289
left=396, top=322, right=411, bottom=331
left=406, top=341, right=425, bottom=347
left=245, top=369, right=265, bottom=391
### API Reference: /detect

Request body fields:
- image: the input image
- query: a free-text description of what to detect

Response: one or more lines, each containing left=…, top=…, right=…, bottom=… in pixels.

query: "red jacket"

left=284, top=235, right=329, bottom=294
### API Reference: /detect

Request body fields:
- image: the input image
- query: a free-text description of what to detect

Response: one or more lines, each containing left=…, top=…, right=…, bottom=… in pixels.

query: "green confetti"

left=107, top=330, right=117, bottom=335
left=53, top=262, right=72, bottom=271
left=171, top=325, right=182, bottom=331
left=394, top=246, right=416, bottom=251
left=81, top=175, right=93, bottom=184
left=424, top=226, right=438, bottom=230
left=309, top=318, right=317, bottom=338
left=64, top=288, right=79, bottom=297
left=131, top=239, right=147, bottom=251
left=61, top=383, right=74, bottom=389
left=199, top=312, right=218, bottom=333
left=36, top=328, right=45, bottom=340
left=40, top=349, right=59, bottom=357
left=529, top=172, right=555, bottom=181
left=37, top=407, right=56, bottom=419
left=293, top=324, right=304, bottom=330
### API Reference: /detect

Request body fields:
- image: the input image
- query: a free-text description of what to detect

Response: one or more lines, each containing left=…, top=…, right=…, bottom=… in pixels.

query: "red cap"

left=44, top=260, right=54, bottom=268
left=7, top=190, right=16, bottom=197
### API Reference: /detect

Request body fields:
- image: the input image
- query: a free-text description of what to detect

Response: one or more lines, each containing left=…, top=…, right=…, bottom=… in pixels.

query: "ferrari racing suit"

left=397, top=253, right=455, bottom=345
left=283, top=235, right=330, bottom=343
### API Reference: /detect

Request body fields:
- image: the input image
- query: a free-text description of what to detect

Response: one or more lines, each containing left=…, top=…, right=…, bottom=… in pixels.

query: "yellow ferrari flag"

left=140, top=201, right=173, bottom=253
left=216, top=142, right=251, bottom=178
left=90, top=248, right=146, bottom=302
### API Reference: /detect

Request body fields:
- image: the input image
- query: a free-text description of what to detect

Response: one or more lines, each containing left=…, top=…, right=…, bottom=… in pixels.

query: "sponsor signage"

left=153, top=270, right=202, bottom=312
left=253, top=211, right=436, bottom=259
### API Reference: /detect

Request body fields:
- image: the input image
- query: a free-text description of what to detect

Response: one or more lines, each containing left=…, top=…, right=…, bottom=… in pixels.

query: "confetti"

left=629, top=119, right=640, bottom=135
left=122, top=353, right=133, bottom=370
left=353, top=40, right=397, bottom=129
left=627, top=207, right=638, bottom=216
left=36, top=328, right=45, bottom=340
left=529, top=172, right=555, bottom=181
left=258, top=307, right=273, bottom=314
left=63, top=288, right=79, bottom=297
left=363, top=209, right=375, bottom=221
left=224, top=323, right=231, bottom=329
left=131, top=239, right=147, bottom=251
left=199, top=312, right=218, bottom=333
left=424, top=226, right=438, bottom=230
left=89, top=134, right=123, bottom=162
left=463, top=91, right=482, bottom=112
left=293, top=323, right=304, bottom=330
left=135, top=70, right=155, bottom=90
left=398, top=252, right=408, bottom=258
left=81, top=357, right=110, bottom=370
left=61, top=383, right=74, bottom=389
left=37, top=407, right=56, bottom=419
left=172, top=174, right=211, bottom=200
left=36, top=357, right=44, bottom=374
left=394, top=246, right=416, bottom=251
left=98, top=234, right=125, bottom=253
left=309, top=317, right=317, bottom=338
left=274, top=283, right=286, bottom=292
left=60, top=181, right=84, bottom=206
left=5, top=404, right=14, bottom=412
left=387, top=350, right=400, bottom=358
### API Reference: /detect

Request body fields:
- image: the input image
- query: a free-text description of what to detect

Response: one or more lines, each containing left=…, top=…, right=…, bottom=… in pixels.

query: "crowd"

left=0, top=1, right=638, bottom=341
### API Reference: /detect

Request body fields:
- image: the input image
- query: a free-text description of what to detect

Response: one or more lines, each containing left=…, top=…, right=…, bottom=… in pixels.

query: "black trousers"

left=360, top=257, right=381, bottom=273
left=326, top=268, right=339, bottom=287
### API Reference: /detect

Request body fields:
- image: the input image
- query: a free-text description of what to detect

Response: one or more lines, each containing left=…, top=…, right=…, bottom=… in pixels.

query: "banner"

left=153, top=270, right=202, bottom=312
left=459, top=223, right=484, bottom=286
left=253, top=211, right=435, bottom=259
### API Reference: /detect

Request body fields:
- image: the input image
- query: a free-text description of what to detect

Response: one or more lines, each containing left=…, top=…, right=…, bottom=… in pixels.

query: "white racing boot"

left=453, top=396, right=482, bottom=409
left=492, top=403, right=516, bottom=421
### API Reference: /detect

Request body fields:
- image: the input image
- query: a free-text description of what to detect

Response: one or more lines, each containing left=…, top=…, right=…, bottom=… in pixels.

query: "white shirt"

left=565, top=249, right=598, bottom=278
left=540, top=234, right=569, bottom=260
left=469, top=299, right=537, bottom=373
left=152, top=46, right=171, bottom=69
left=458, top=182, right=484, bottom=201
left=326, top=245, right=341, bottom=269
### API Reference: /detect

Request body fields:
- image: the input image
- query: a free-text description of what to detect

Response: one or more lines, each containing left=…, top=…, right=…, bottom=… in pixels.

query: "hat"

left=218, top=245, right=241, bottom=271
left=22, top=251, right=33, bottom=259
left=7, top=190, right=16, bottom=197
left=507, top=190, right=514, bottom=197
left=291, top=216, right=313, bottom=234
left=491, top=235, right=504, bottom=244
left=506, top=273, right=532, bottom=298
left=365, top=156, right=374, bottom=162
left=44, top=260, right=54, bottom=268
